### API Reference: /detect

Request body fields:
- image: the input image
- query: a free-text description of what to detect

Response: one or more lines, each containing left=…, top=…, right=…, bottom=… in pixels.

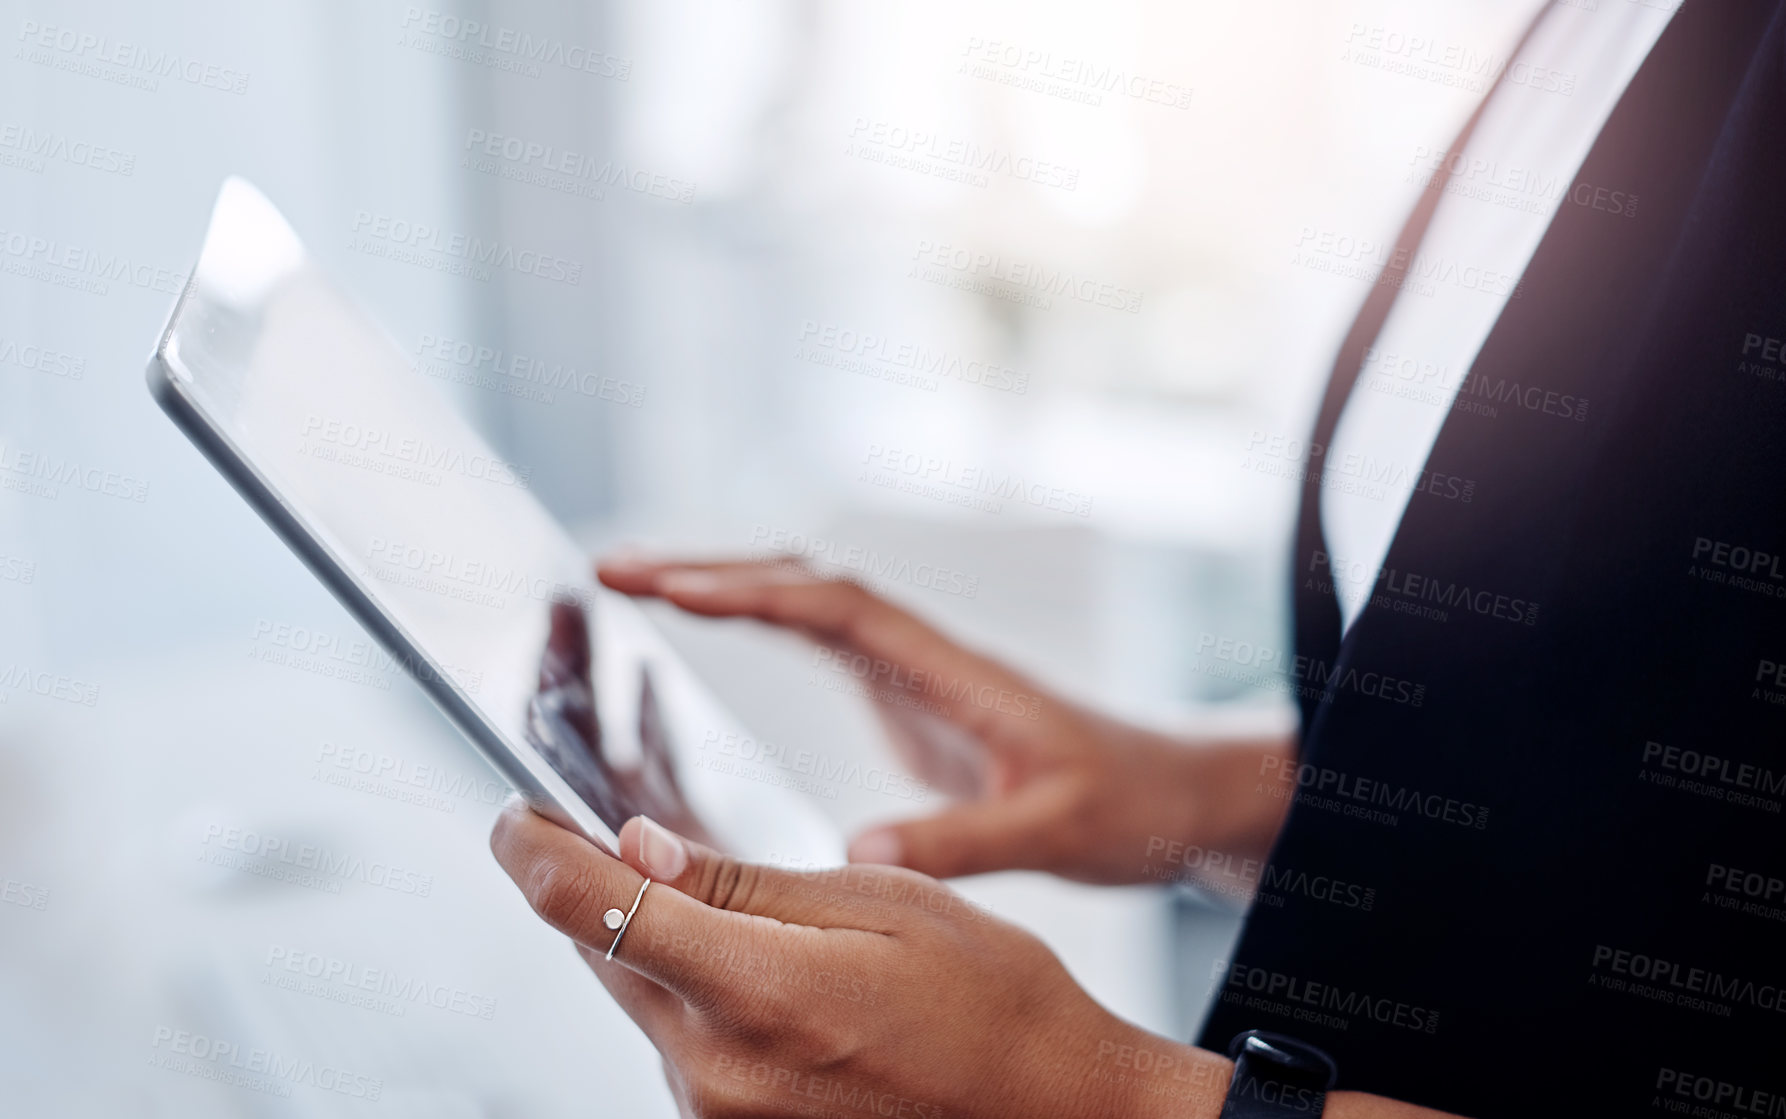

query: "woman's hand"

left=490, top=805, right=1234, bottom=1119
left=598, top=555, right=1294, bottom=891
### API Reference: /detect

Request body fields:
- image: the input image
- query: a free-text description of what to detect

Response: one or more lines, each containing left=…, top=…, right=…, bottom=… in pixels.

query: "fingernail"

left=658, top=571, right=720, bottom=596
left=848, top=829, right=902, bottom=866
left=638, top=816, right=689, bottom=880
left=500, top=791, right=526, bottom=812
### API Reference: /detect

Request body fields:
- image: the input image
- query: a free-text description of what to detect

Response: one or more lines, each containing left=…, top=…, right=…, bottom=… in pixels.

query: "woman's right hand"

left=598, top=554, right=1295, bottom=890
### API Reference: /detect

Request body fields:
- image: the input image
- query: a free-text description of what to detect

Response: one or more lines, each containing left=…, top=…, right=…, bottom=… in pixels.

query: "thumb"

left=849, top=794, right=1056, bottom=879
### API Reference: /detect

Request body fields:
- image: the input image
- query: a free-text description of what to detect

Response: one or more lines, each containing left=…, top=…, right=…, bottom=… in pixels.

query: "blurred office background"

left=0, top=0, right=1527, bottom=1114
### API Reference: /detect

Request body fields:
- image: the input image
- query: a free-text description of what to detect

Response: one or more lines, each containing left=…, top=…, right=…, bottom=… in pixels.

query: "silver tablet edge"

left=144, top=345, right=622, bottom=854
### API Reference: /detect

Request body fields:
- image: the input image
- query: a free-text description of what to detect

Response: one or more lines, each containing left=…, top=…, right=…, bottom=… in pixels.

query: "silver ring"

left=602, top=878, right=651, bottom=961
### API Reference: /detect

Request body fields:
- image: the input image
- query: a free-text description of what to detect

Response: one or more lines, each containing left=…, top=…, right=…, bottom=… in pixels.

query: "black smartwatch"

left=1218, top=1030, right=1338, bottom=1118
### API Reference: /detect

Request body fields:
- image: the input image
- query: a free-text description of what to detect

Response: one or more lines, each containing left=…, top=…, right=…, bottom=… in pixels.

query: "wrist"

left=1073, top=1018, right=1232, bottom=1119
left=1196, top=735, right=1296, bottom=856
left=1136, top=734, right=1293, bottom=892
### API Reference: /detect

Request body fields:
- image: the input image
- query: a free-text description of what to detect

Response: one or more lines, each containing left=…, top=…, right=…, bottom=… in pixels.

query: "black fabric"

left=1200, top=2, right=1786, bottom=1115
left=1288, top=4, right=1549, bottom=732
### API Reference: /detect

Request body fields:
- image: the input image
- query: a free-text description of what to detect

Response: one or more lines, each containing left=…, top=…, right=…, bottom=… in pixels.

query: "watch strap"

left=1219, top=1031, right=1337, bottom=1118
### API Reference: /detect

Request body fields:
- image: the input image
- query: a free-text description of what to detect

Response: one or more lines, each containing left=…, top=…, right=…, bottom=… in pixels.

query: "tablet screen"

left=155, top=179, right=838, bottom=862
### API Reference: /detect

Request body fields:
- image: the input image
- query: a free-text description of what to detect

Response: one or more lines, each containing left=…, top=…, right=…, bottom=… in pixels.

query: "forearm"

left=1128, top=726, right=1296, bottom=890
left=1184, top=728, right=1298, bottom=862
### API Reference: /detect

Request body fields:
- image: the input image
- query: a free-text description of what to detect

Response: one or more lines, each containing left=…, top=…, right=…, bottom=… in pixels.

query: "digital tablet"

left=148, top=177, right=842, bottom=864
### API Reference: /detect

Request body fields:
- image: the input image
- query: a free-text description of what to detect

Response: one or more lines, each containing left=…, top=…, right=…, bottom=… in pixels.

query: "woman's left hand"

left=490, top=805, right=1231, bottom=1119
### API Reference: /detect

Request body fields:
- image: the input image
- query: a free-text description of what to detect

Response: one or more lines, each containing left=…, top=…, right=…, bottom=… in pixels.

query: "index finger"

left=598, top=556, right=1039, bottom=738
